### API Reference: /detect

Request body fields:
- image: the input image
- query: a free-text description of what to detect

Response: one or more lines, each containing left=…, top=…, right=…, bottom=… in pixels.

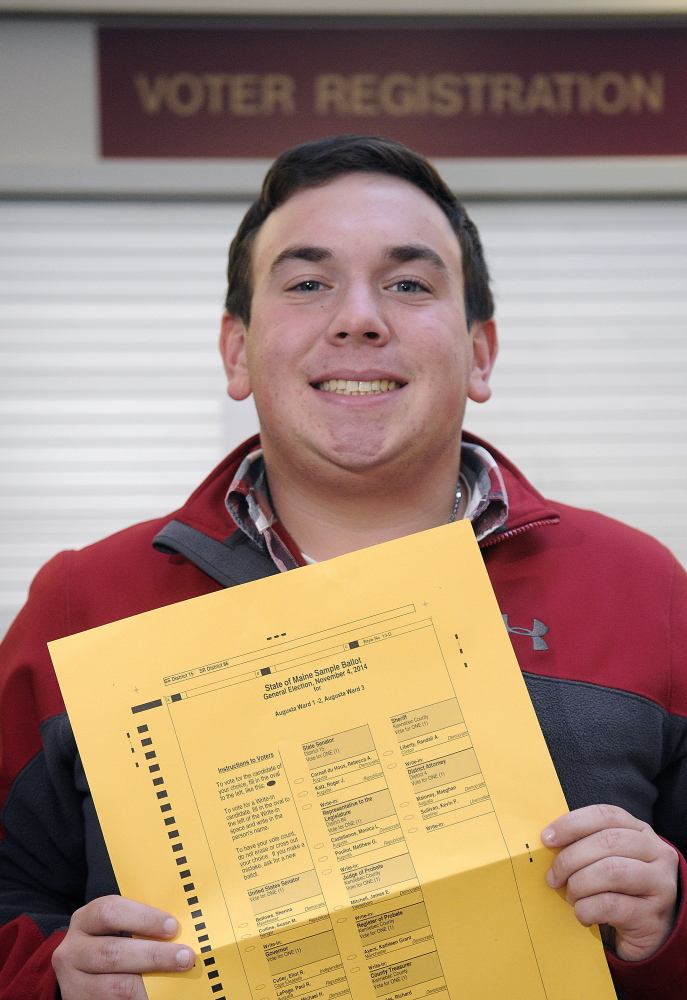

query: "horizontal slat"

left=0, top=255, right=226, bottom=273
left=0, top=495, right=207, bottom=511
left=0, top=303, right=221, bottom=319
left=1, top=352, right=219, bottom=367
left=1, top=474, right=216, bottom=488
left=0, top=280, right=224, bottom=296
left=0, top=327, right=226, bottom=345
left=0, top=233, right=233, bottom=250
left=0, top=398, right=220, bottom=414
left=0, top=446, right=220, bottom=461
left=0, top=377, right=226, bottom=391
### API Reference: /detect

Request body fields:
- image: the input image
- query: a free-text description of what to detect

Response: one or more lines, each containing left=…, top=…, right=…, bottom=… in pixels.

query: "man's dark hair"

left=225, top=134, right=493, bottom=328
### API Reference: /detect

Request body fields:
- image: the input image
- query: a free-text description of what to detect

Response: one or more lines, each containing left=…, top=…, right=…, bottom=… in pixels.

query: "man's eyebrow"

left=384, top=245, right=448, bottom=274
left=270, top=246, right=333, bottom=272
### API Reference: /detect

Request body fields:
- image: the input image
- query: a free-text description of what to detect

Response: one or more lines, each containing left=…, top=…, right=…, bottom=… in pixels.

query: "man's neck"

left=262, top=441, right=465, bottom=561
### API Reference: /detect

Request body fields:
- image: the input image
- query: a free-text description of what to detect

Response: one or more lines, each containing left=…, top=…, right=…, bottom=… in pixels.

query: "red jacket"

left=1, top=433, right=686, bottom=1000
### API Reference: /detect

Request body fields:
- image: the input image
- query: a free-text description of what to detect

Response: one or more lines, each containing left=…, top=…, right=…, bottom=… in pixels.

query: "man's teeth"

left=315, top=379, right=401, bottom=395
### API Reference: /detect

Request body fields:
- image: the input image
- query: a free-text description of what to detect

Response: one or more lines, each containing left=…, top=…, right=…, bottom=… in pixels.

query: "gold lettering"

left=228, top=74, right=262, bottom=115
left=262, top=74, right=296, bottom=114
left=165, top=73, right=204, bottom=116
left=314, top=74, right=349, bottom=114
left=551, top=73, right=577, bottom=113
left=524, top=74, right=558, bottom=113
left=133, top=73, right=167, bottom=115
left=202, top=74, right=226, bottom=115
left=378, top=73, right=417, bottom=116
left=576, top=73, right=595, bottom=113
left=489, top=73, right=525, bottom=113
left=138, top=67, right=665, bottom=122
left=431, top=73, right=463, bottom=116
left=594, top=71, right=628, bottom=114
left=463, top=74, right=488, bottom=114
left=350, top=74, right=378, bottom=115
left=415, top=74, right=431, bottom=114
left=627, top=72, right=664, bottom=113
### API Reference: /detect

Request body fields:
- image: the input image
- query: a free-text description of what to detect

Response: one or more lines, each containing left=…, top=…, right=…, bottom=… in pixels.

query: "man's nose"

left=324, top=285, right=391, bottom=346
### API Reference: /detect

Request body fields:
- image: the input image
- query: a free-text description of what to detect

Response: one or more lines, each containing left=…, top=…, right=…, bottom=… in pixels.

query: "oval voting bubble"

left=239, top=922, right=248, bottom=928
left=347, top=954, right=357, bottom=960
left=404, top=814, right=414, bottom=820
left=386, top=763, right=397, bottom=769
left=318, top=856, right=328, bottom=862
left=351, top=967, right=360, bottom=974
left=333, top=904, right=343, bottom=910
left=267, top=780, right=276, bottom=786
left=294, top=778, right=304, bottom=784
left=241, top=934, right=251, bottom=939
left=383, top=750, right=393, bottom=756
left=337, top=918, right=347, bottom=924
left=315, top=843, right=324, bottom=849
left=256, top=986, right=266, bottom=991
left=302, top=803, right=312, bottom=810
left=245, top=946, right=255, bottom=952
left=322, top=868, right=332, bottom=875
left=400, top=802, right=410, bottom=808
left=298, top=791, right=308, bottom=797
left=409, top=827, right=418, bottom=833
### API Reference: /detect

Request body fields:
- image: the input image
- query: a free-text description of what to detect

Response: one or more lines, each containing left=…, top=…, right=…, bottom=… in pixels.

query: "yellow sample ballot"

left=49, top=520, right=616, bottom=1000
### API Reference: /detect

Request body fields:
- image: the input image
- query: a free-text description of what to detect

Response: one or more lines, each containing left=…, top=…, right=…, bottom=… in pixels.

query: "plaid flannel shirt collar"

left=225, top=441, right=509, bottom=571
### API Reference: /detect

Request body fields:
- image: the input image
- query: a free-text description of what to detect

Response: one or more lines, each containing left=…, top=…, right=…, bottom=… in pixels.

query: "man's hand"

left=542, top=804, right=679, bottom=962
left=52, top=895, right=195, bottom=999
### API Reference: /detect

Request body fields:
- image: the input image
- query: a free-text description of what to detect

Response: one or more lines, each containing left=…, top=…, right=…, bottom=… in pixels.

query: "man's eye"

left=390, top=280, right=429, bottom=294
left=290, top=280, right=324, bottom=292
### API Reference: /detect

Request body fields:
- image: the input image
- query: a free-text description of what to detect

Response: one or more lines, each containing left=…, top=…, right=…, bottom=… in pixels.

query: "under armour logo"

left=502, top=614, right=549, bottom=651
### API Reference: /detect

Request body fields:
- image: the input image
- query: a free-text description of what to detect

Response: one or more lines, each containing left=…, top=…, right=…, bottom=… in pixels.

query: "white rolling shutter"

left=2, top=198, right=687, bottom=640
left=465, top=200, right=687, bottom=562
left=0, top=201, right=258, bottom=639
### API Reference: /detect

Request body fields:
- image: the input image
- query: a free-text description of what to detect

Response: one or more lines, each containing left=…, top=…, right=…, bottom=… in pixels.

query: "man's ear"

left=220, top=311, right=252, bottom=401
left=467, top=318, right=498, bottom=404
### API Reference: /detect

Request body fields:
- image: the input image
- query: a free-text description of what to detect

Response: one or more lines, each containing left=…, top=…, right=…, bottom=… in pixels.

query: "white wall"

left=0, top=20, right=97, bottom=165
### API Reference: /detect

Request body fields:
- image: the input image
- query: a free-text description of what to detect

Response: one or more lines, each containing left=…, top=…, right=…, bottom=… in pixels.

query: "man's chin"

left=308, top=434, right=409, bottom=478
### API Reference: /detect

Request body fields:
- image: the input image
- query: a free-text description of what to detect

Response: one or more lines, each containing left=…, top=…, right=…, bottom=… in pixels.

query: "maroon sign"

left=99, top=27, right=687, bottom=158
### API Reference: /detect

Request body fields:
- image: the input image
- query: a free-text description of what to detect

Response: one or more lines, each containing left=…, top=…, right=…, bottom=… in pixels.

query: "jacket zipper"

left=478, top=516, right=560, bottom=549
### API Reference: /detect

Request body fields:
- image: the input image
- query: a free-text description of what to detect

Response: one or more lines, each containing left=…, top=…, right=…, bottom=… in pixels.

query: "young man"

left=0, top=136, right=684, bottom=1000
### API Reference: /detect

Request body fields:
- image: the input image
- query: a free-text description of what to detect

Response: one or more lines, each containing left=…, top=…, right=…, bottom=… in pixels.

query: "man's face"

left=221, top=172, right=496, bottom=477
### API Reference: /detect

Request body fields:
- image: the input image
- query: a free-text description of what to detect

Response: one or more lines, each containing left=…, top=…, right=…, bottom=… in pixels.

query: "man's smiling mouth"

left=314, top=379, right=403, bottom=395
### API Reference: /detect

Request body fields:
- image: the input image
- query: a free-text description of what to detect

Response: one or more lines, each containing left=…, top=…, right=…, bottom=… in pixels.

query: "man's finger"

left=542, top=804, right=645, bottom=849
left=571, top=890, right=645, bottom=931
left=547, top=828, right=658, bottom=888
left=62, top=970, right=148, bottom=1000
left=73, top=896, right=179, bottom=940
left=563, top=856, right=658, bottom=904
left=71, top=934, right=195, bottom=976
